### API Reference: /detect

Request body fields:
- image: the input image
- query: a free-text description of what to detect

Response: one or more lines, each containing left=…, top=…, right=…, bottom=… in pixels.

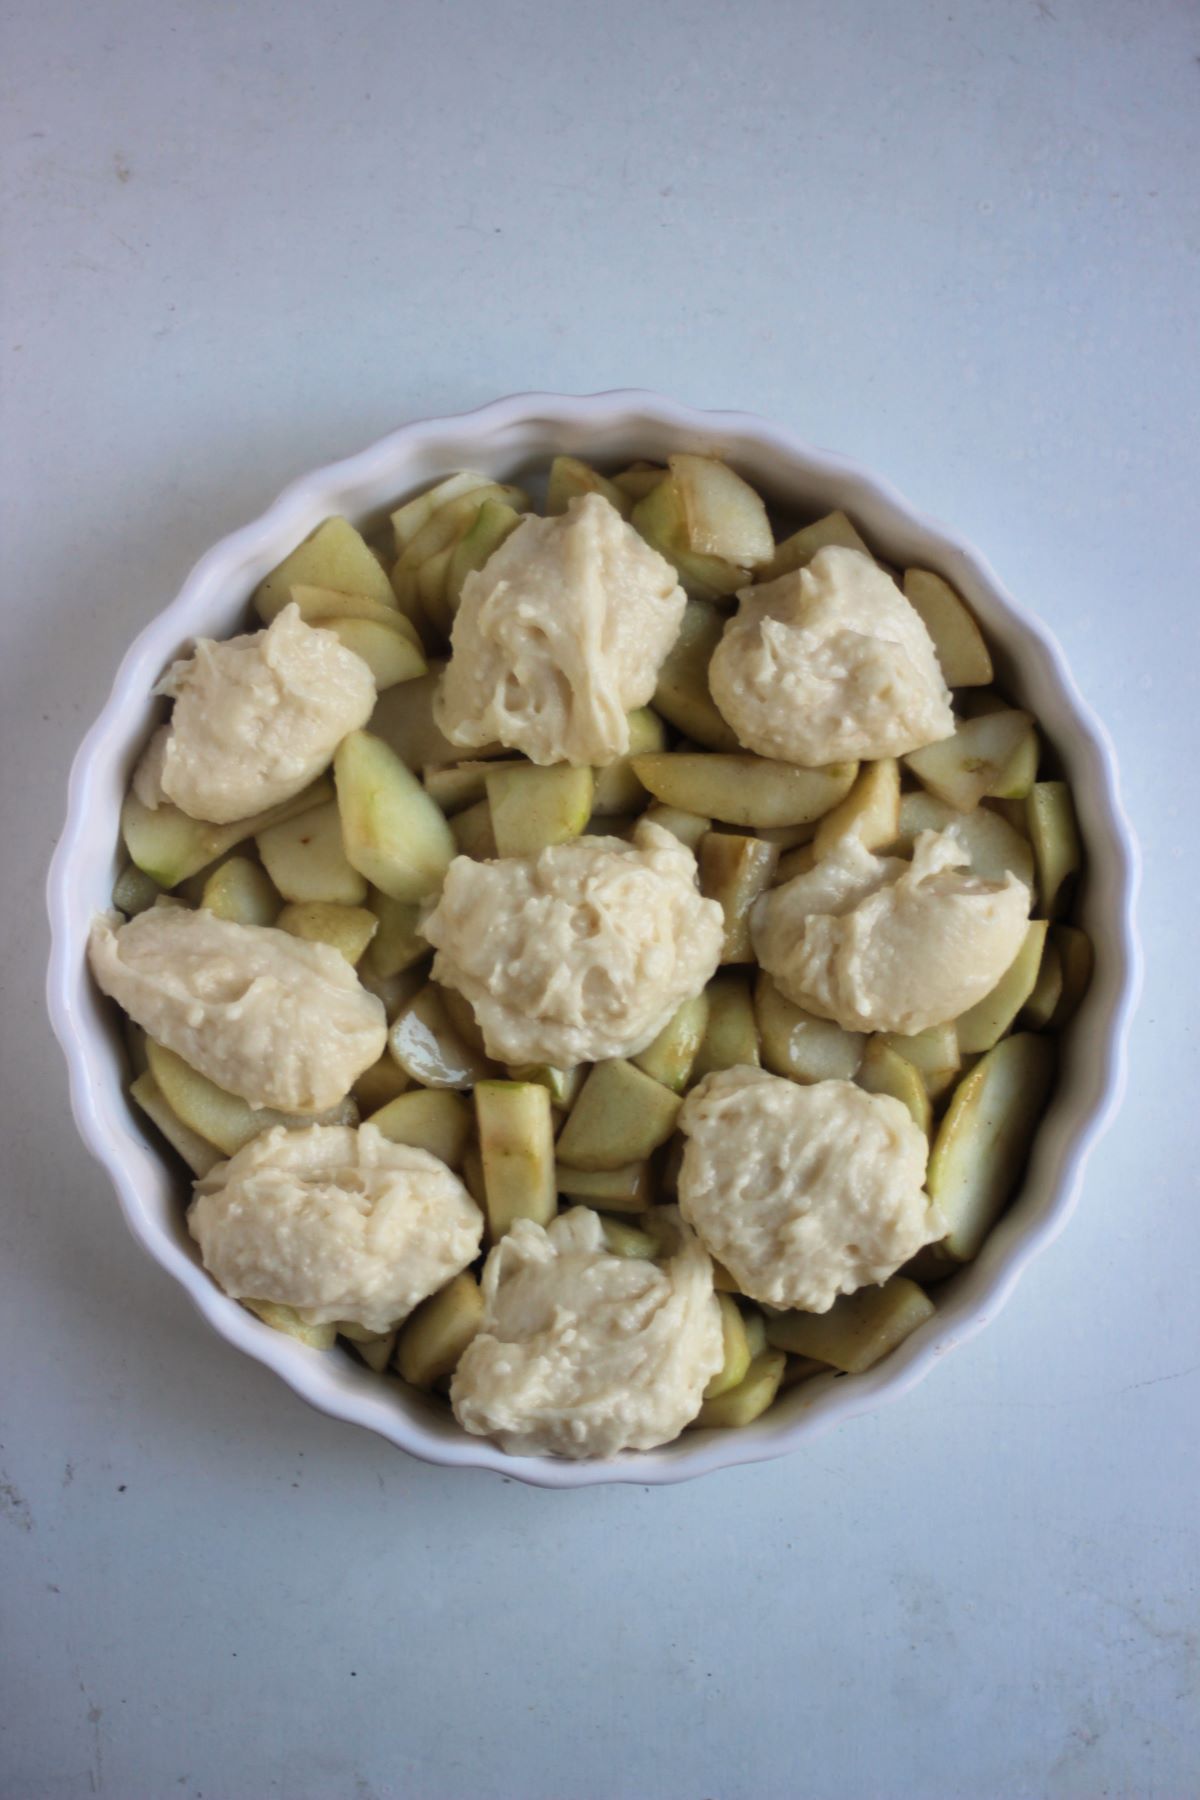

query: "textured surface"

left=3, top=1, right=1198, bottom=1795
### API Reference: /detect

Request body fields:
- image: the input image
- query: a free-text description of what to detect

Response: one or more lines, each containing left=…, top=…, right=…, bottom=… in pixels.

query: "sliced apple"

left=365, top=1088, right=472, bottom=1170
left=1027, top=781, right=1082, bottom=917
left=631, top=753, right=858, bottom=830
left=129, top=1070, right=223, bottom=1177
left=698, top=832, right=779, bottom=962
left=631, top=478, right=747, bottom=599
left=485, top=763, right=595, bottom=858
left=120, top=776, right=334, bottom=890
left=554, top=1060, right=682, bottom=1171
left=545, top=455, right=632, bottom=519
left=954, top=920, right=1049, bottom=1055
left=334, top=730, right=455, bottom=902
left=855, top=1040, right=932, bottom=1135
left=904, top=710, right=1036, bottom=812
left=395, top=1272, right=484, bottom=1388
left=902, top=569, right=993, bottom=687
left=144, top=1039, right=356, bottom=1157
left=694, top=1350, right=786, bottom=1428
left=631, top=993, right=710, bottom=1092
left=765, top=1277, right=934, bottom=1373
left=387, top=985, right=495, bottom=1090
left=258, top=799, right=367, bottom=905
left=591, top=709, right=668, bottom=814
left=652, top=600, right=741, bottom=751
left=254, top=517, right=395, bottom=623
left=475, top=1080, right=557, bottom=1241
left=555, top=1161, right=655, bottom=1214
left=642, top=803, right=713, bottom=850
left=449, top=798, right=497, bottom=861
left=759, top=510, right=869, bottom=583
left=276, top=901, right=378, bottom=965
left=812, top=758, right=900, bottom=859
left=310, top=614, right=426, bottom=689
left=703, top=1293, right=753, bottom=1399
left=444, top=499, right=526, bottom=618
left=754, top=973, right=864, bottom=1083
left=390, top=472, right=493, bottom=555
left=927, top=1032, right=1056, bottom=1261
left=893, top=790, right=1035, bottom=892
left=199, top=856, right=280, bottom=927
left=668, top=454, right=773, bottom=568
left=692, top=971, right=760, bottom=1080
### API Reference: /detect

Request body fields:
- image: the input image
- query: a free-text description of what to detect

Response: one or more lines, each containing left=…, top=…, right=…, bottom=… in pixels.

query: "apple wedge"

left=652, top=600, right=741, bottom=751
left=812, top=758, right=900, bottom=859
left=668, top=453, right=774, bottom=569
left=759, top=510, right=869, bottom=583
left=927, top=1032, right=1056, bottom=1261
left=554, top=1060, right=682, bottom=1171
left=902, top=569, right=993, bottom=687
left=485, top=763, right=594, bottom=858
left=275, top=902, right=378, bottom=965
left=754, top=973, right=864, bottom=1083
left=364, top=1088, right=472, bottom=1170
left=120, top=776, right=334, bottom=889
left=254, top=517, right=395, bottom=622
left=474, top=1080, right=557, bottom=1241
left=545, top=455, right=632, bottom=519
left=765, top=1277, right=934, bottom=1373
left=334, top=730, right=456, bottom=903
left=258, top=799, right=367, bottom=905
left=630, top=753, right=858, bottom=829
left=395, top=1273, right=484, bottom=1389
left=904, top=710, right=1037, bottom=812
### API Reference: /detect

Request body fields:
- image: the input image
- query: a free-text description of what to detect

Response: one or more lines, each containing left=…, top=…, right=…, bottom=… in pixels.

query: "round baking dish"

left=45, top=391, right=1140, bottom=1488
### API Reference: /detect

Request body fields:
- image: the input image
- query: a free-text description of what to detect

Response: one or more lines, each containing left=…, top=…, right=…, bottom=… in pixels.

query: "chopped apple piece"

left=276, top=901, right=378, bottom=964
left=506, top=1063, right=583, bottom=1108
left=1026, top=781, right=1082, bottom=918
left=198, top=856, right=279, bottom=927
left=449, top=798, right=497, bottom=861
left=254, top=517, right=396, bottom=623
left=485, top=764, right=595, bottom=858
left=365, top=1088, right=472, bottom=1169
left=554, top=1060, right=682, bottom=1170
left=112, top=863, right=162, bottom=917
left=363, top=890, right=428, bottom=979
left=699, top=832, right=779, bottom=961
left=954, top=920, right=1049, bottom=1054
left=369, top=662, right=502, bottom=769
left=424, top=759, right=523, bottom=815
left=390, top=472, right=493, bottom=555
left=668, top=454, right=774, bottom=568
left=631, top=477, right=748, bottom=599
left=765, top=1277, right=934, bottom=1373
left=591, top=709, right=667, bottom=814
left=759, top=510, right=869, bottom=583
left=545, top=455, right=632, bottom=519
left=144, top=1039, right=356, bottom=1156
left=652, top=600, right=741, bottom=751
left=692, top=972, right=760, bottom=1080
left=258, top=799, right=367, bottom=905
left=611, top=463, right=668, bottom=502
left=1020, top=936, right=1063, bottom=1030
left=444, top=499, right=526, bottom=619
left=555, top=1161, right=654, bottom=1213
left=1049, top=925, right=1093, bottom=1027
left=475, top=1080, right=557, bottom=1241
left=927, top=1032, right=1056, bottom=1261
left=695, top=1350, right=786, bottom=1428
left=704, top=1293, right=753, bottom=1399
left=630, top=753, right=857, bottom=830
left=754, top=973, right=864, bottom=1083
left=309, top=614, right=426, bottom=689
left=902, top=569, right=993, bottom=687
left=335, top=730, right=456, bottom=902
left=120, top=777, right=333, bottom=890
left=129, top=1070, right=222, bottom=1177
left=387, top=985, right=495, bottom=1090
left=894, top=790, right=1035, bottom=892
left=631, top=993, right=710, bottom=1092
left=642, top=804, right=712, bottom=850
left=812, top=759, right=900, bottom=859
left=352, top=1055, right=409, bottom=1114
left=876, top=1023, right=960, bottom=1101
left=598, top=1216, right=659, bottom=1259
left=856, top=1040, right=931, bottom=1134
left=244, top=1301, right=336, bottom=1350
left=395, top=1272, right=484, bottom=1388
left=905, top=711, right=1036, bottom=813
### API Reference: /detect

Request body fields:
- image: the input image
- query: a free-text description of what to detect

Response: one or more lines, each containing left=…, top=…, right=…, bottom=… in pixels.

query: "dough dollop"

left=133, top=603, right=375, bottom=823
left=751, top=828, right=1031, bottom=1035
left=450, top=1206, right=724, bottom=1458
left=709, top=547, right=954, bottom=765
left=678, top=1067, right=941, bottom=1312
left=435, top=493, right=686, bottom=766
left=88, top=906, right=386, bottom=1112
left=420, top=820, right=724, bottom=1067
left=189, top=1123, right=483, bottom=1333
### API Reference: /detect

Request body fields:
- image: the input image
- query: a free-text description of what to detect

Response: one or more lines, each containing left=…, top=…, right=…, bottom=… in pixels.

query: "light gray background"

left=3, top=2, right=1197, bottom=1796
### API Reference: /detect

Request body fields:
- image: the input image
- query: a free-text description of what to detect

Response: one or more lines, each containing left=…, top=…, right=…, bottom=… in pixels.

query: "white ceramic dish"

left=46, top=391, right=1140, bottom=1488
